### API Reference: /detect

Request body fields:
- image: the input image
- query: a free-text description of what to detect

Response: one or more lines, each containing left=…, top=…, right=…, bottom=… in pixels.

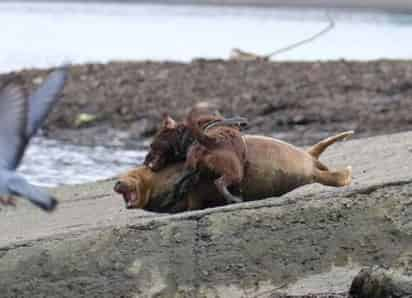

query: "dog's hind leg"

left=313, top=166, right=352, bottom=187
left=214, top=175, right=243, bottom=203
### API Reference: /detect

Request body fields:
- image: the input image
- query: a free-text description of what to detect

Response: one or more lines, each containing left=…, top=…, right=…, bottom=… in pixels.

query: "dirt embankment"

left=2, top=59, right=412, bottom=148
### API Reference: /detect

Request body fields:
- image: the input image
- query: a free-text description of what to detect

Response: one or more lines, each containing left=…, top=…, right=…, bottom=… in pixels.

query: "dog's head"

left=144, top=103, right=236, bottom=171
left=144, top=114, right=181, bottom=171
left=113, top=167, right=152, bottom=209
left=144, top=109, right=221, bottom=171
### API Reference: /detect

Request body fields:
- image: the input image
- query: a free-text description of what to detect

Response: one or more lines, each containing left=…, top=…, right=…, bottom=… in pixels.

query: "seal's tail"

left=307, top=131, right=354, bottom=159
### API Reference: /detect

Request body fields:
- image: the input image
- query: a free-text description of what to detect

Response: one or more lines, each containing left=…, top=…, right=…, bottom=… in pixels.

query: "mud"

left=2, top=59, right=412, bottom=148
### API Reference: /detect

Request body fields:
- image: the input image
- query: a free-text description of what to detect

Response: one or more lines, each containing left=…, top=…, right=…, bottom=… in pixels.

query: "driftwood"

left=349, top=267, right=412, bottom=298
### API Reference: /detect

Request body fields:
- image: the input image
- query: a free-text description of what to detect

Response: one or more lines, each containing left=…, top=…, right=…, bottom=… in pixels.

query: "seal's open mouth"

left=123, top=191, right=137, bottom=209
left=114, top=181, right=138, bottom=209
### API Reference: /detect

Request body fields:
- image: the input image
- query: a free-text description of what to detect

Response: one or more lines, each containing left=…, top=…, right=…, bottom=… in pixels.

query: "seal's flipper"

left=313, top=166, right=352, bottom=187
left=307, top=131, right=354, bottom=159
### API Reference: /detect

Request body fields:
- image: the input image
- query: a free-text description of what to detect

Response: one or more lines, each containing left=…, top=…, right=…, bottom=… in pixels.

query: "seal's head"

left=113, top=167, right=153, bottom=209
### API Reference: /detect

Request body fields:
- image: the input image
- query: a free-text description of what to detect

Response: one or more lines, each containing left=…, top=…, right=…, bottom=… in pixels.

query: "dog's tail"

left=307, top=131, right=354, bottom=159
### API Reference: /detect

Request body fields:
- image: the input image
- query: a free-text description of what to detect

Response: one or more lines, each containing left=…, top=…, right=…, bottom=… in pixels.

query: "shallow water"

left=1, top=2, right=412, bottom=73
left=19, top=137, right=146, bottom=187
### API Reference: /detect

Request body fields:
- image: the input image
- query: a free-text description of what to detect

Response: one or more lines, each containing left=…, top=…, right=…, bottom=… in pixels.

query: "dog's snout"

left=239, top=121, right=248, bottom=129
left=235, top=117, right=248, bottom=128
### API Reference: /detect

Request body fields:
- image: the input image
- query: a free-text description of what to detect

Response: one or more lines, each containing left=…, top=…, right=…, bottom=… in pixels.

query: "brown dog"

left=183, top=111, right=248, bottom=204
left=144, top=103, right=247, bottom=171
left=114, top=132, right=353, bottom=213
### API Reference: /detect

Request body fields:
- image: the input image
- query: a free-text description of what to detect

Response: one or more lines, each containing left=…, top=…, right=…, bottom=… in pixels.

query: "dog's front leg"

left=173, top=169, right=199, bottom=201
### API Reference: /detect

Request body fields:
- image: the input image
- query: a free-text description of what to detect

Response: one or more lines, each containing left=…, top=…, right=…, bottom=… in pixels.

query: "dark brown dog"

left=143, top=114, right=194, bottom=171
left=143, top=103, right=247, bottom=171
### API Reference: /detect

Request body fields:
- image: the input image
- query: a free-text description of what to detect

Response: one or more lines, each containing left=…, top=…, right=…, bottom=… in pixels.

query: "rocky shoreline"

left=2, top=59, right=412, bottom=148
left=1, top=131, right=412, bottom=297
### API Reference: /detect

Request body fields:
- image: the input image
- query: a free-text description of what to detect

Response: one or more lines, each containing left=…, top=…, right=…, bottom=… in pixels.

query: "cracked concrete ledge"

left=1, top=131, right=412, bottom=297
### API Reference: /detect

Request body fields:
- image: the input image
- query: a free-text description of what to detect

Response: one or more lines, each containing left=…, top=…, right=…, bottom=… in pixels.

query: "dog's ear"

left=162, top=113, right=177, bottom=129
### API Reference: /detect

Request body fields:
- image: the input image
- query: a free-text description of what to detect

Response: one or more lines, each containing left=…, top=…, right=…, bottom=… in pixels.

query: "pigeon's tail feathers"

left=7, top=175, right=58, bottom=212
left=26, top=64, right=69, bottom=137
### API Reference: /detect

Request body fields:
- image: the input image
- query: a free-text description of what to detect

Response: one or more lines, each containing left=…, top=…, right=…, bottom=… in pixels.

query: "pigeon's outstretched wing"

left=0, top=85, right=27, bottom=170
left=26, top=64, right=69, bottom=137
left=7, top=174, right=57, bottom=211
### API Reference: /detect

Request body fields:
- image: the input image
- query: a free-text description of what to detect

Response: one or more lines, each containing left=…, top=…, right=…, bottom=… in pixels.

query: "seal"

left=114, top=163, right=226, bottom=212
left=114, top=131, right=353, bottom=213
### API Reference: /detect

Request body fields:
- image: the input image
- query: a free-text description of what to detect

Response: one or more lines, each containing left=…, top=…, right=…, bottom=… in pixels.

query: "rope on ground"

left=230, top=13, right=335, bottom=61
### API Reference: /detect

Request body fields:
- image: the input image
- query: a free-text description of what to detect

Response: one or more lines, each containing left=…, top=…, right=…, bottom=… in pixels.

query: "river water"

left=1, top=1, right=412, bottom=73
left=3, top=1, right=412, bottom=186
left=19, top=137, right=146, bottom=187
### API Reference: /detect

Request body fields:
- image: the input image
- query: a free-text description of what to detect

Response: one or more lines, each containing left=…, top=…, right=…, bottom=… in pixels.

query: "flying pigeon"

left=0, top=64, right=69, bottom=211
